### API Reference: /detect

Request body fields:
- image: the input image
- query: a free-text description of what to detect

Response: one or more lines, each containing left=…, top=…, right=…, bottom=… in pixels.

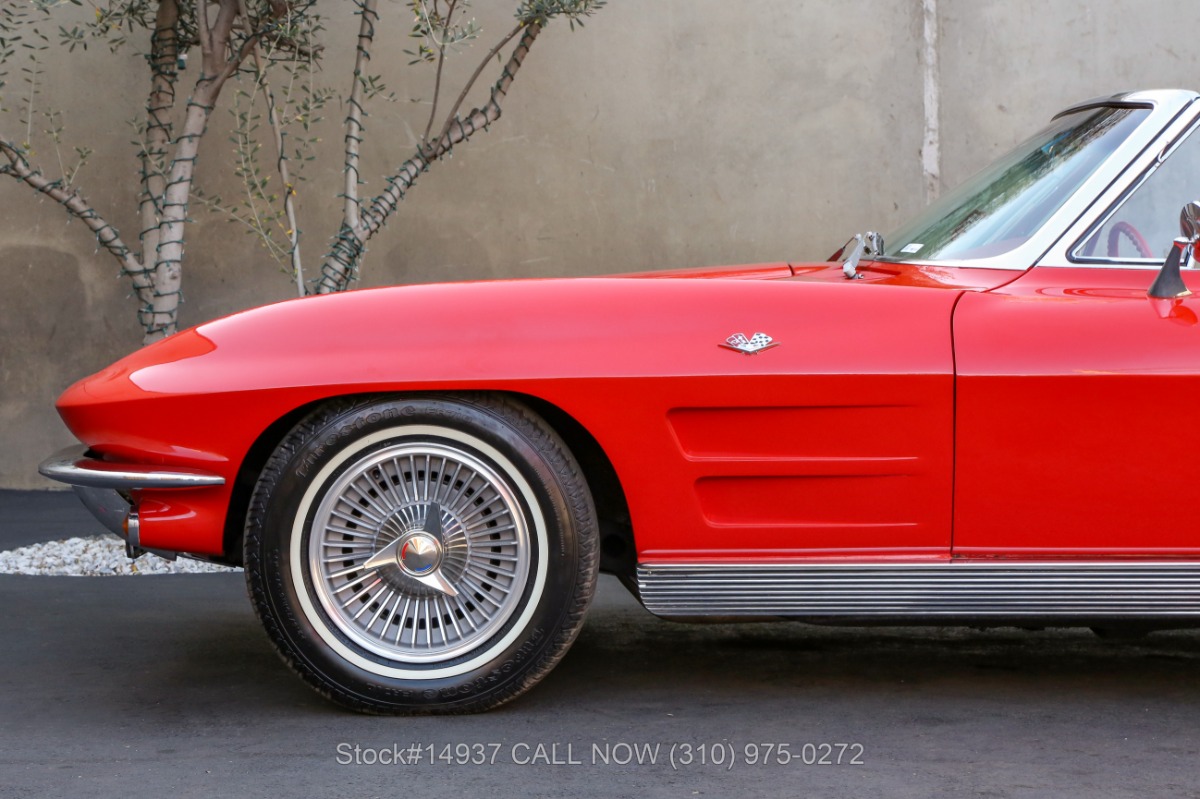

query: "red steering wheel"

left=1107, top=220, right=1154, bottom=258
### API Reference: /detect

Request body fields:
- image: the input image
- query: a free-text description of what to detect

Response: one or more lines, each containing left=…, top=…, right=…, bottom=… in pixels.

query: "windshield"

left=880, top=105, right=1149, bottom=263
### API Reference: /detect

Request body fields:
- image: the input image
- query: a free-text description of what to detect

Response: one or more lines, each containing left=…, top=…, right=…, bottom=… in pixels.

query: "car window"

left=1074, top=120, right=1200, bottom=262
left=880, top=106, right=1148, bottom=263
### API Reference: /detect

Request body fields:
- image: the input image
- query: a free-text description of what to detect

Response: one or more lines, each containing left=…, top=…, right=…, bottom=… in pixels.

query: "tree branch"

left=420, top=0, right=459, bottom=148
left=196, top=0, right=213, bottom=57
left=237, top=0, right=304, bottom=295
left=231, top=5, right=323, bottom=59
left=142, top=0, right=305, bottom=341
left=436, top=22, right=523, bottom=147
left=207, top=0, right=245, bottom=90
left=1, top=138, right=151, bottom=310
left=142, top=0, right=241, bottom=343
left=341, top=0, right=379, bottom=232
left=315, top=21, right=544, bottom=294
left=138, top=0, right=181, bottom=320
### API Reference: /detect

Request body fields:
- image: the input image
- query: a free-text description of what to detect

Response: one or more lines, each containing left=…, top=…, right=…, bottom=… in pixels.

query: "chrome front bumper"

left=38, top=445, right=225, bottom=555
left=39, top=445, right=226, bottom=490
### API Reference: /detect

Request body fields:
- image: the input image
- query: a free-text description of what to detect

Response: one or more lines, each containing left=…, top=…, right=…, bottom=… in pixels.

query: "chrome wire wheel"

left=308, top=439, right=532, bottom=664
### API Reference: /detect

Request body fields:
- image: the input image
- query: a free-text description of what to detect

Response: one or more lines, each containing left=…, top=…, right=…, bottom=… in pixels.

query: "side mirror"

left=1147, top=200, right=1200, bottom=299
left=1183, top=200, right=1200, bottom=240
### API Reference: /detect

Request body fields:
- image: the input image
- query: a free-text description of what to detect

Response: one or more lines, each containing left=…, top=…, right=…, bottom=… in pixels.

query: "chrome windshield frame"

left=878, top=89, right=1200, bottom=271
left=1038, top=92, right=1200, bottom=270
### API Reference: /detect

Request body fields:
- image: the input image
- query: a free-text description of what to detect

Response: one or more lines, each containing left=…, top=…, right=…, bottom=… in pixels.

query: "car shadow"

left=5, top=573, right=1200, bottom=725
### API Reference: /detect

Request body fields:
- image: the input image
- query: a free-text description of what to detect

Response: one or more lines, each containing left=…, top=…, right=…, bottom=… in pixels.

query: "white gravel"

left=0, top=535, right=240, bottom=576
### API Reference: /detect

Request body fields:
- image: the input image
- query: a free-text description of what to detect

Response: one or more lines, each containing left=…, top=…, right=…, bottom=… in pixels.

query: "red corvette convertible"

left=40, top=89, right=1200, bottom=713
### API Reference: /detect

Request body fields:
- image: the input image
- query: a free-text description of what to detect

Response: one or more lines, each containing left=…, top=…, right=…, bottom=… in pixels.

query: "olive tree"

left=0, top=0, right=603, bottom=344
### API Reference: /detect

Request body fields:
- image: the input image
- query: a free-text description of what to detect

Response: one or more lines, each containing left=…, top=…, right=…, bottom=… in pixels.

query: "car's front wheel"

left=244, top=394, right=598, bottom=714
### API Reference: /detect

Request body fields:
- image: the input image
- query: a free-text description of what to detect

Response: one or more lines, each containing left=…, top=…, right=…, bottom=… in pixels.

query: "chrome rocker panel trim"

left=38, top=445, right=225, bottom=490
left=637, top=561, right=1200, bottom=618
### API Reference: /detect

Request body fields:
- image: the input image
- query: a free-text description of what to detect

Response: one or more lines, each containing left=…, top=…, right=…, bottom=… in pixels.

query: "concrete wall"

left=3, top=0, right=1199, bottom=488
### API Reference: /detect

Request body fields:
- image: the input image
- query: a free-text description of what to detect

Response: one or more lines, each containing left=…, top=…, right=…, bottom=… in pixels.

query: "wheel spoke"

left=422, top=454, right=432, bottom=504
left=480, top=552, right=520, bottom=563
left=390, top=457, right=411, bottom=504
left=346, top=480, right=393, bottom=520
left=330, top=506, right=384, bottom=527
left=365, top=588, right=396, bottom=631
left=408, top=454, right=420, bottom=499
left=379, top=460, right=408, bottom=510
left=327, top=562, right=372, bottom=580
left=444, top=594, right=466, bottom=639
left=324, top=525, right=378, bottom=540
left=438, top=461, right=464, bottom=506
left=339, top=577, right=383, bottom=608
left=458, top=574, right=506, bottom=609
left=432, top=596, right=448, bottom=647
left=427, top=597, right=436, bottom=647
left=466, top=523, right=517, bottom=538
left=452, top=593, right=478, bottom=632
left=456, top=501, right=509, bottom=527
left=443, top=472, right=478, bottom=516
left=466, top=561, right=517, bottom=580
left=352, top=583, right=390, bottom=621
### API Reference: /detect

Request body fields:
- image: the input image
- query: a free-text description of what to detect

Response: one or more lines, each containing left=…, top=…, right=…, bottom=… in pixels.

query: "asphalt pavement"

left=0, top=488, right=107, bottom=549
left=2, top=490, right=1199, bottom=798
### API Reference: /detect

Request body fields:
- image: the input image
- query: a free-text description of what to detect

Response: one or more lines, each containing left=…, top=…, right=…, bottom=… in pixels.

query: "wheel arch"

left=221, top=390, right=636, bottom=582
left=513, top=393, right=636, bottom=583
left=220, top=397, right=329, bottom=566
